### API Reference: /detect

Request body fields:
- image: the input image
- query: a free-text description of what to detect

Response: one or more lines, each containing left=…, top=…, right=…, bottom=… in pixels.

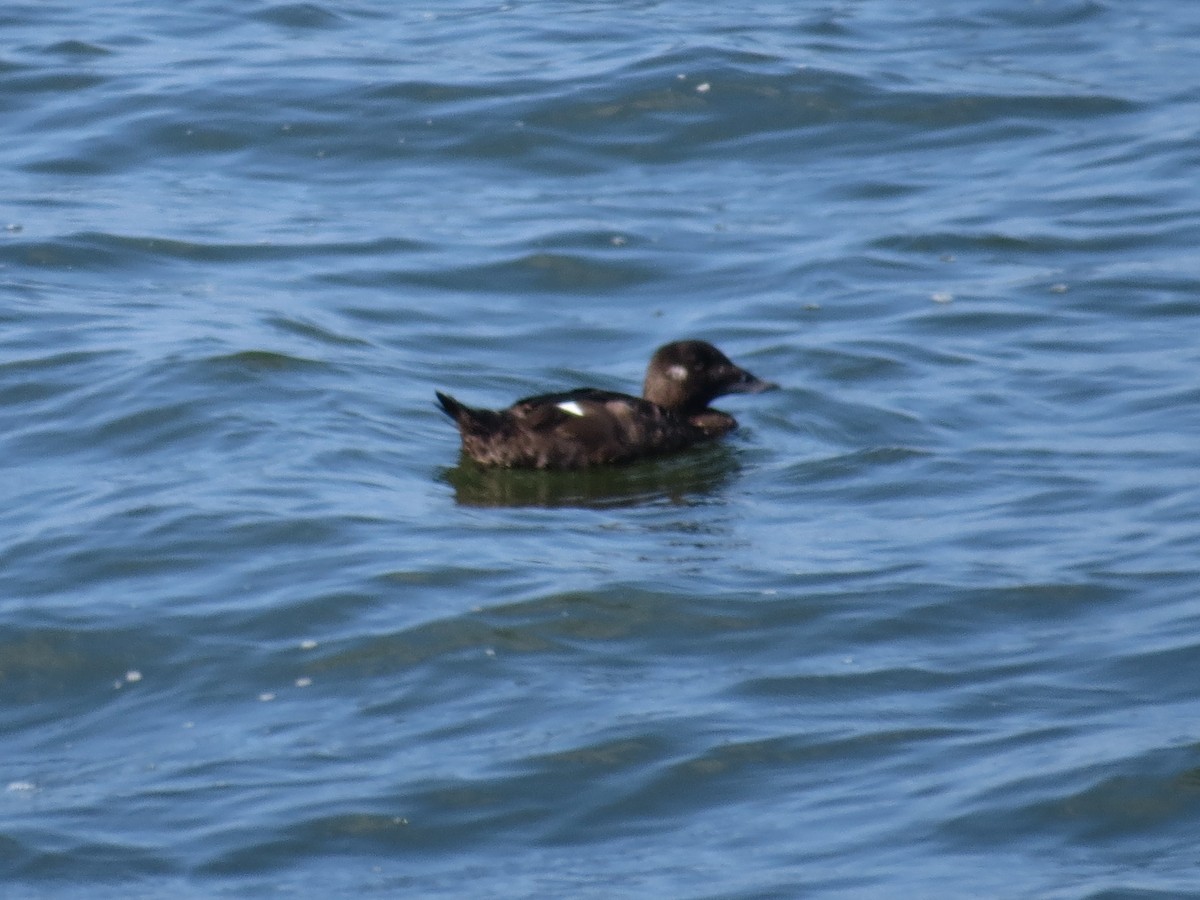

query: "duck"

left=435, top=340, right=776, bottom=469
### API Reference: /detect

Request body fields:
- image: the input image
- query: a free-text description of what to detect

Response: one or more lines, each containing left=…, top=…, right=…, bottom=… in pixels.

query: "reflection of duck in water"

left=436, top=340, right=777, bottom=470
left=441, top=442, right=742, bottom=509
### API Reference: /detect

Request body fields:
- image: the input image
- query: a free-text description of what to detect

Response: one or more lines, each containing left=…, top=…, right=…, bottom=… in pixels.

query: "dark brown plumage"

left=435, top=340, right=776, bottom=469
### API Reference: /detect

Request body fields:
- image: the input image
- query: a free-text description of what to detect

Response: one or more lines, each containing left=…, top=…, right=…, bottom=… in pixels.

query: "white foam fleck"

left=295, top=677, right=313, bottom=688
left=556, top=400, right=585, bottom=416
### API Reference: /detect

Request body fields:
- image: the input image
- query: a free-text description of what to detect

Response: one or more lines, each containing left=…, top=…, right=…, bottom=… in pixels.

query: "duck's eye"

left=667, top=364, right=688, bottom=381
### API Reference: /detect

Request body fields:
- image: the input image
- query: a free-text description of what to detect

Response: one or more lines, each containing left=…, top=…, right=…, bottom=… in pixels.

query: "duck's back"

left=439, top=388, right=726, bottom=469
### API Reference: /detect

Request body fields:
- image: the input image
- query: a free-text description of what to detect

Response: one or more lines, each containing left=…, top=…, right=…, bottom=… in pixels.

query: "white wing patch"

left=556, top=400, right=586, bottom=416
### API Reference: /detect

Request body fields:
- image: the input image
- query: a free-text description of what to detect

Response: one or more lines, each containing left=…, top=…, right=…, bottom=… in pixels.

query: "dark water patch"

left=767, top=379, right=928, bottom=451
left=515, top=51, right=1138, bottom=165
left=142, top=117, right=259, bottom=157
left=1082, top=883, right=1200, bottom=900
left=200, top=590, right=379, bottom=658
left=778, top=446, right=932, bottom=488
left=0, top=630, right=100, bottom=706
left=324, top=582, right=804, bottom=706
left=846, top=338, right=979, bottom=372
left=0, top=479, right=369, bottom=612
left=202, top=349, right=330, bottom=378
left=1085, top=274, right=1200, bottom=319
left=164, top=234, right=430, bottom=265
left=265, top=314, right=372, bottom=349
left=363, top=79, right=527, bottom=106
left=829, top=178, right=926, bottom=201
left=0, top=349, right=118, bottom=407
left=7, top=396, right=215, bottom=461
left=881, top=581, right=1125, bottom=652
left=549, top=726, right=958, bottom=849
left=309, top=618, right=534, bottom=689
left=521, top=58, right=862, bottom=164
left=19, top=156, right=115, bottom=176
left=736, top=666, right=968, bottom=705
left=200, top=808, right=444, bottom=875
left=477, top=585, right=757, bottom=651
left=213, top=812, right=413, bottom=873
left=250, top=3, right=346, bottom=31
left=0, top=624, right=185, bottom=731
left=90, top=398, right=217, bottom=455
left=874, top=228, right=1154, bottom=259
left=520, top=227, right=648, bottom=254
left=8, top=37, right=1138, bottom=185
left=804, top=344, right=913, bottom=382
left=1109, top=382, right=1200, bottom=420
left=295, top=53, right=888, bottom=170
left=2, top=70, right=106, bottom=98
left=3, top=507, right=216, bottom=601
left=530, top=734, right=667, bottom=775
left=391, top=251, right=659, bottom=295
left=1055, top=761, right=1200, bottom=843
left=902, top=301, right=1058, bottom=337
left=626, top=45, right=787, bottom=78
left=6, top=838, right=179, bottom=884
left=941, top=742, right=1200, bottom=851
left=0, top=234, right=165, bottom=272
left=984, top=0, right=1109, bottom=28
left=1100, top=639, right=1200, bottom=706
left=4, top=337, right=352, bottom=482
left=42, top=40, right=112, bottom=58
left=884, top=88, right=1136, bottom=132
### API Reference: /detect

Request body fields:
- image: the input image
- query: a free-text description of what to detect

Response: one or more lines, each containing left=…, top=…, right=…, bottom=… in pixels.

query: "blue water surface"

left=3, top=1, right=1200, bottom=897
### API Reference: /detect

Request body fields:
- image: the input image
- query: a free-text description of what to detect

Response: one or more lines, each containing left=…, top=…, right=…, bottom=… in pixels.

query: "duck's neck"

left=687, top=409, right=737, bottom=437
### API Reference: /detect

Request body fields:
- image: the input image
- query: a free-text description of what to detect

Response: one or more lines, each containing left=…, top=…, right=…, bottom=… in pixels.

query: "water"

left=4, top=1, right=1200, bottom=896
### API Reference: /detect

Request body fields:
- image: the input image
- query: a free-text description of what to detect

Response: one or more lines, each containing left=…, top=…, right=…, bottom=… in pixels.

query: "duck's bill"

left=724, top=368, right=779, bottom=394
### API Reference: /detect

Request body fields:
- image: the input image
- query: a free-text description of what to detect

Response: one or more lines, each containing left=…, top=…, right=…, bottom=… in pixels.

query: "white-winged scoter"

left=435, top=340, right=776, bottom=469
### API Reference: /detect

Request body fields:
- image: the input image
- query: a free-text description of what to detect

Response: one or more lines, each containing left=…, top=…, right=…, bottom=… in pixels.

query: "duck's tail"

left=435, top=391, right=502, bottom=436
left=435, top=391, right=469, bottom=422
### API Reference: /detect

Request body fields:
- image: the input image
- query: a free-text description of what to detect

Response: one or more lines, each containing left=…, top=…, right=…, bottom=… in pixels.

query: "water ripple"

left=5, top=1, right=1200, bottom=896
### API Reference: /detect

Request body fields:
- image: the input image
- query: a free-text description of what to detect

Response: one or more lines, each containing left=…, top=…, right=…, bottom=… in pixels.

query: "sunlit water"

left=4, top=2, right=1200, bottom=897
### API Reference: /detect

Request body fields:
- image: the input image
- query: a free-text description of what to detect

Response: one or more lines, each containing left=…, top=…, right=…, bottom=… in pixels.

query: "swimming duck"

left=435, top=340, right=776, bottom=469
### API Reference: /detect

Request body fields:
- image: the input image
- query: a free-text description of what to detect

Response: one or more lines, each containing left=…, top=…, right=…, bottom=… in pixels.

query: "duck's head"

left=642, top=340, right=777, bottom=413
